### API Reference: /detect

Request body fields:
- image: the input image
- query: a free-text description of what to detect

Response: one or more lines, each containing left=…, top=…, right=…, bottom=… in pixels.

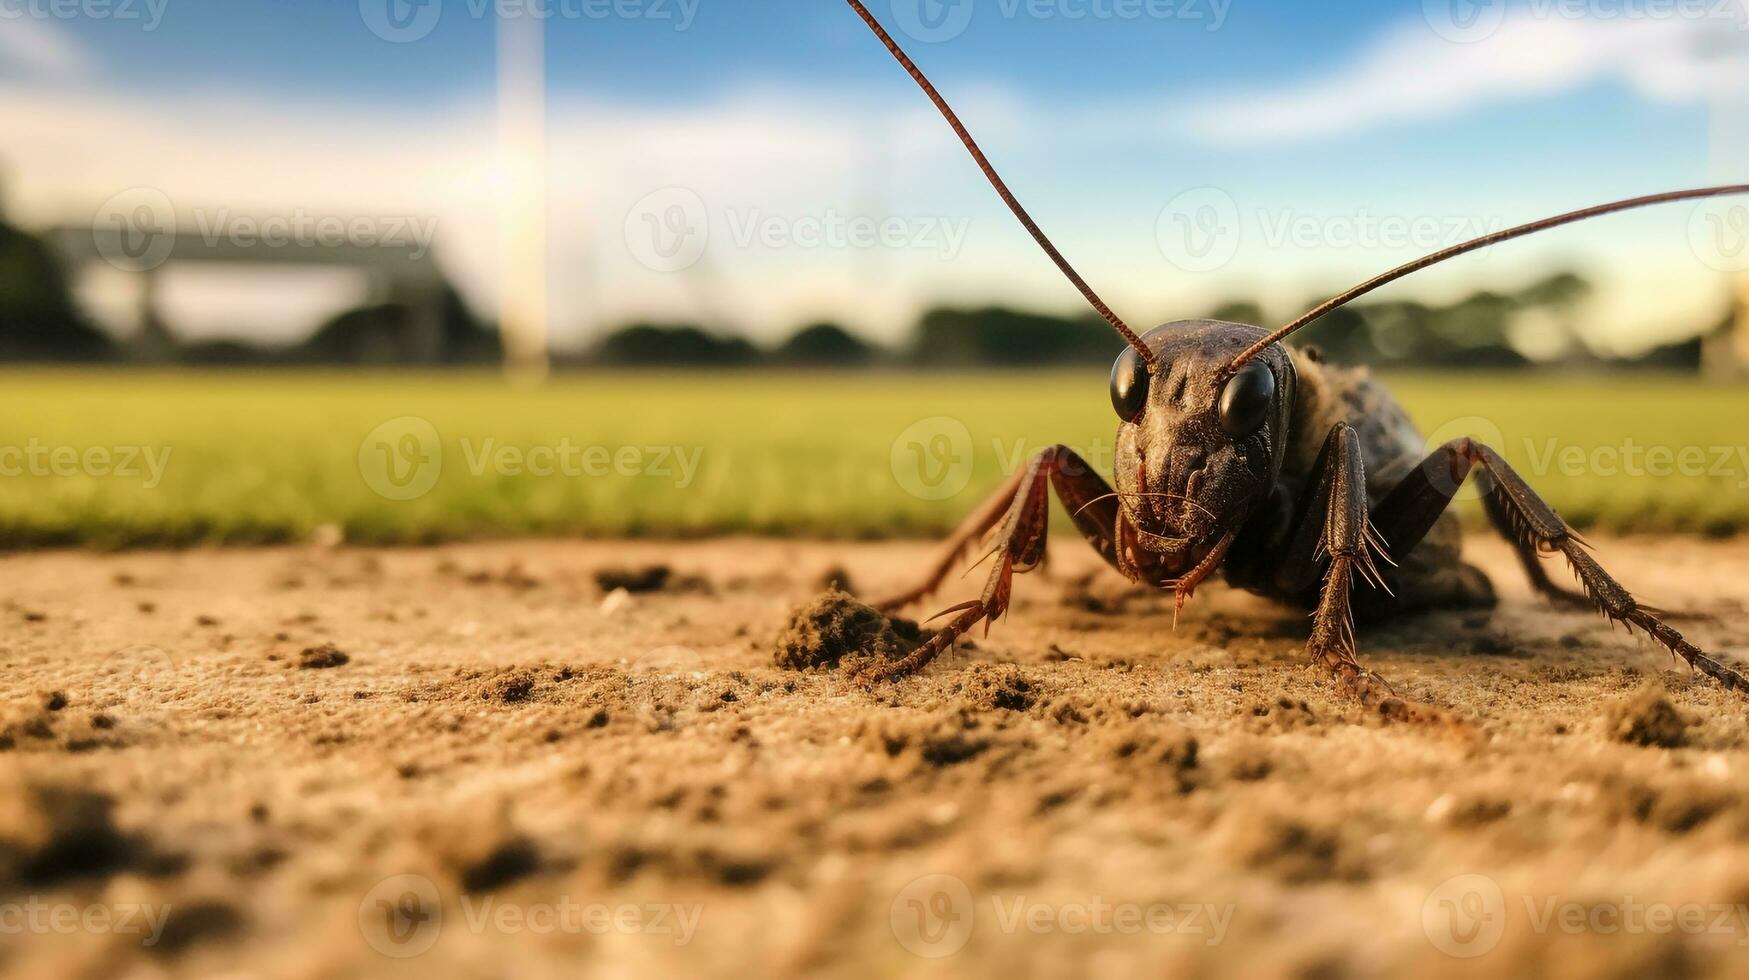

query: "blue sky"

left=4, top=0, right=1747, bottom=351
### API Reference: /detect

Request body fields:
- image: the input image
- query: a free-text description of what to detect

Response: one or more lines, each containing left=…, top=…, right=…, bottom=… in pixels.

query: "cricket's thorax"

left=1279, top=350, right=1430, bottom=505
left=1223, top=347, right=1484, bottom=610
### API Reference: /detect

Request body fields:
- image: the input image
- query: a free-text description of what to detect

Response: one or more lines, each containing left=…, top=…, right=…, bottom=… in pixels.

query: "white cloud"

left=1182, top=11, right=1749, bottom=145
left=0, top=17, right=88, bottom=78
left=0, top=80, right=1035, bottom=345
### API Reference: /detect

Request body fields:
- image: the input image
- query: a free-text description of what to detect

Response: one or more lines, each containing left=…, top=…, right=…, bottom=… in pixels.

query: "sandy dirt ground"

left=5, top=535, right=1749, bottom=979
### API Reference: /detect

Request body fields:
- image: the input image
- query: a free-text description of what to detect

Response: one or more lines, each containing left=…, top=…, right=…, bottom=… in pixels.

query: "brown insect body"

left=1222, top=340, right=1492, bottom=615
left=1088, top=318, right=1487, bottom=616
left=842, top=0, right=1749, bottom=710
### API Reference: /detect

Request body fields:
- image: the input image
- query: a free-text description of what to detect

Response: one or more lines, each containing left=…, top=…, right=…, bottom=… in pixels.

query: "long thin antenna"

left=845, top=0, right=1156, bottom=367
left=1230, top=184, right=1749, bottom=371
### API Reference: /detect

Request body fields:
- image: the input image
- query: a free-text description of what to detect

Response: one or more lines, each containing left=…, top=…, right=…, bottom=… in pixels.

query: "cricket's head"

left=1110, top=320, right=1296, bottom=552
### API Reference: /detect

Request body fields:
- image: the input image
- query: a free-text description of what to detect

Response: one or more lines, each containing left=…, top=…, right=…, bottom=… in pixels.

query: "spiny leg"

left=859, top=445, right=1128, bottom=682
left=1270, top=423, right=1409, bottom=710
left=1375, top=437, right=1749, bottom=694
left=1477, top=471, right=1589, bottom=608
left=870, top=464, right=1028, bottom=613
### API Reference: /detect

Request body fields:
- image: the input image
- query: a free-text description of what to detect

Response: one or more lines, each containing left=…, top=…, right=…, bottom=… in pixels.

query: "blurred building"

left=1702, top=275, right=1749, bottom=379
left=38, top=219, right=461, bottom=363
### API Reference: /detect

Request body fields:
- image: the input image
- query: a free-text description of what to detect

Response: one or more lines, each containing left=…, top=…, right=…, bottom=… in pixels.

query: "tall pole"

left=497, top=9, right=550, bottom=381
left=1711, top=92, right=1749, bottom=377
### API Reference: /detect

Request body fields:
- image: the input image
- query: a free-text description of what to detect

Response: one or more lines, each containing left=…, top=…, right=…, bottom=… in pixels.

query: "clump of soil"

left=594, top=564, right=711, bottom=595
left=596, top=564, right=672, bottom=593
left=862, top=711, right=992, bottom=769
left=772, top=590, right=929, bottom=672
left=957, top=664, right=1036, bottom=711
left=1605, top=684, right=1690, bottom=748
left=814, top=564, right=857, bottom=595
left=1225, top=739, right=1275, bottom=781
left=0, top=776, right=141, bottom=887
left=457, top=562, right=542, bottom=591
left=481, top=671, right=537, bottom=704
left=1100, top=723, right=1199, bottom=770
left=152, top=900, right=246, bottom=957
left=416, top=811, right=543, bottom=892
left=1221, top=809, right=1360, bottom=884
left=297, top=643, right=350, bottom=670
left=1426, top=792, right=1513, bottom=827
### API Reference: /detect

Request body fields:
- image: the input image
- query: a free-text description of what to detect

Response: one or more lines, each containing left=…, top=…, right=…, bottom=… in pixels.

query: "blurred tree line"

left=0, top=215, right=1733, bottom=370
left=571, top=271, right=1726, bottom=370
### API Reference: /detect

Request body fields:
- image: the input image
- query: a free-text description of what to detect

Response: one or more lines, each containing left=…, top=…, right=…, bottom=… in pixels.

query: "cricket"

left=12, top=4, right=1749, bottom=975
left=843, top=0, right=1749, bottom=714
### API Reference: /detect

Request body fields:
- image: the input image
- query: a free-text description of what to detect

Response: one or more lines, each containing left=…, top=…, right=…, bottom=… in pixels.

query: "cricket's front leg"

left=860, top=445, right=1131, bottom=682
left=1269, top=423, right=1443, bottom=719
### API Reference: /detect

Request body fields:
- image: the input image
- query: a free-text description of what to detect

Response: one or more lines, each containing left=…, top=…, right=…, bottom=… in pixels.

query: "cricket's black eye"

left=1109, top=346, right=1149, bottom=422
left=1219, top=361, right=1275, bottom=436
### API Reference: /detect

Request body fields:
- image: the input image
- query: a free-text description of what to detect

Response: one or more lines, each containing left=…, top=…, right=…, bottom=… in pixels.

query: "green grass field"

left=2, top=369, right=1747, bottom=548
